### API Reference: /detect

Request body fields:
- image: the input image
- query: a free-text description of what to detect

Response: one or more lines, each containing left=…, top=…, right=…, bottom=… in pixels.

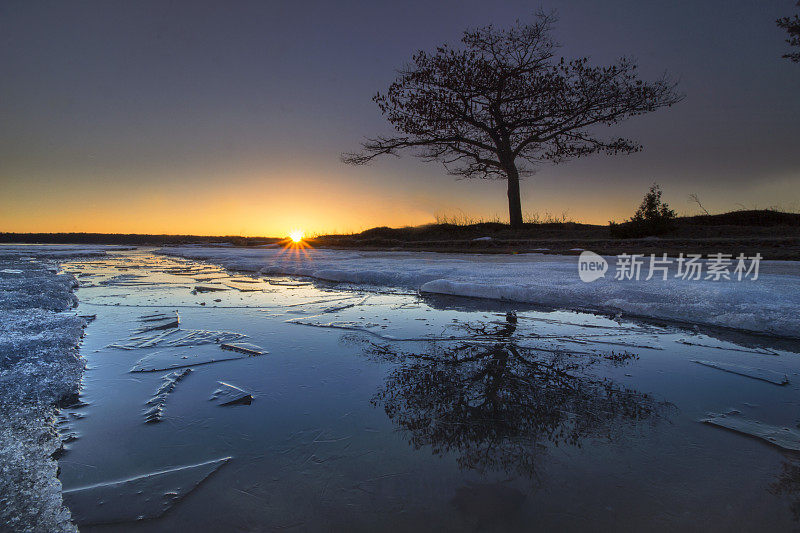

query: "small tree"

left=610, top=183, right=677, bottom=237
left=343, top=12, right=682, bottom=228
left=632, top=184, right=676, bottom=224
left=778, top=2, right=800, bottom=63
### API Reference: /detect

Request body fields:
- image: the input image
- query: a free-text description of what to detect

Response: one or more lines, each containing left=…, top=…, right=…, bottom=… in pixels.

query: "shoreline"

left=306, top=235, right=800, bottom=260
left=160, top=245, right=800, bottom=340
left=0, top=247, right=109, bottom=533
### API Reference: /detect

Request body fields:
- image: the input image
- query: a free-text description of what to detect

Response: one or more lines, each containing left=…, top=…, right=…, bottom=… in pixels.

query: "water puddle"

left=56, top=249, right=800, bottom=531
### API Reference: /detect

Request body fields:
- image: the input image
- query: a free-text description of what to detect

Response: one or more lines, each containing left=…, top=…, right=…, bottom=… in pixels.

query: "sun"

left=280, top=229, right=311, bottom=258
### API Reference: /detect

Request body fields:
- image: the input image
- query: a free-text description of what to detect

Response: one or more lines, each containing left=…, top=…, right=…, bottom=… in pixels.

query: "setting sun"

left=289, top=229, right=304, bottom=243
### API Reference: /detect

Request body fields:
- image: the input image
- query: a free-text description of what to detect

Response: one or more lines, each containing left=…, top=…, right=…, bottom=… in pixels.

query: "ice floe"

left=143, top=368, right=192, bottom=423
left=692, top=360, right=789, bottom=385
left=193, top=285, right=228, bottom=293
left=109, top=328, right=248, bottom=350
left=219, top=342, right=266, bottom=356
left=210, top=382, right=254, bottom=406
left=136, top=311, right=180, bottom=332
left=130, top=346, right=253, bottom=372
left=63, top=457, right=230, bottom=525
left=701, top=413, right=800, bottom=451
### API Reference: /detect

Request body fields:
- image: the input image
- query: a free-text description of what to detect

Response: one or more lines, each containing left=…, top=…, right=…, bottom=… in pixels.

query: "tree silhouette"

left=343, top=12, right=682, bottom=228
left=352, top=313, right=663, bottom=478
left=777, top=3, right=800, bottom=62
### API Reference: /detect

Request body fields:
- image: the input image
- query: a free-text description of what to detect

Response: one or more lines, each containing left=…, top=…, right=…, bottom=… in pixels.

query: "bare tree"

left=777, top=2, right=800, bottom=62
left=343, top=12, right=683, bottom=228
left=689, top=193, right=710, bottom=215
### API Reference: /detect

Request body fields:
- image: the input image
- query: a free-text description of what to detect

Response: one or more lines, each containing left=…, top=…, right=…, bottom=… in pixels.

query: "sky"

left=1, top=0, right=799, bottom=236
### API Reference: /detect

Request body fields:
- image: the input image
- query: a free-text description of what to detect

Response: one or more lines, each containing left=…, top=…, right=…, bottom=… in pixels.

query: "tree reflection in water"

left=771, top=460, right=800, bottom=521
left=352, top=312, right=665, bottom=478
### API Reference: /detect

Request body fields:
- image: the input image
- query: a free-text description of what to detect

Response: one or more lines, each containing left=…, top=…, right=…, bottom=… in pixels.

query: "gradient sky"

left=1, top=0, right=798, bottom=236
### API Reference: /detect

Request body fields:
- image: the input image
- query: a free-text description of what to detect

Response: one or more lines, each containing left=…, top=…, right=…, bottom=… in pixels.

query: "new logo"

left=578, top=251, right=608, bottom=282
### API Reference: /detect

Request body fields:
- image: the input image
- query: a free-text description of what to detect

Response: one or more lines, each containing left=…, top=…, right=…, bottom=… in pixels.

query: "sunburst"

left=277, top=228, right=312, bottom=260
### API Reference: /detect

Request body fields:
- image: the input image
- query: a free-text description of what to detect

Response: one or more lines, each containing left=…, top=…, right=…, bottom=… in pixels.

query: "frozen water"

left=63, top=457, right=230, bottom=525
left=193, top=285, right=228, bottom=293
left=693, top=360, right=789, bottom=385
left=209, top=381, right=254, bottom=406
left=24, top=249, right=800, bottom=530
left=130, top=346, right=250, bottom=372
left=701, top=413, right=800, bottom=451
left=219, top=342, right=266, bottom=356
left=0, top=245, right=122, bottom=533
left=136, top=311, right=180, bottom=332
left=109, top=328, right=248, bottom=350
left=161, top=246, right=800, bottom=338
left=0, top=244, right=130, bottom=259
left=143, top=368, right=193, bottom=423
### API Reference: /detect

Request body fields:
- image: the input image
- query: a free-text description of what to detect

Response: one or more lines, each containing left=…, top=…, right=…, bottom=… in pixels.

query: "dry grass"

left=433, top=210, right=574, bottom=226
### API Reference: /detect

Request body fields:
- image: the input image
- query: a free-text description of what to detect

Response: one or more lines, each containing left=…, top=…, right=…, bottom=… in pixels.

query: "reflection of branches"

left=353, top=313, right=663, bottom=479
left=771, top=460, right=800, bottom=521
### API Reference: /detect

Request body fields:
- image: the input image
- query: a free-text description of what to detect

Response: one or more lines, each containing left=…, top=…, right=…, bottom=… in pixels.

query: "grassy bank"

left=308, top=210, right=800, bottom=259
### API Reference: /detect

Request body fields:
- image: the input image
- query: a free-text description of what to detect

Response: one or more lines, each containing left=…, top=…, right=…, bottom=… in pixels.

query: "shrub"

left=610, top=184, right=677, bottom=238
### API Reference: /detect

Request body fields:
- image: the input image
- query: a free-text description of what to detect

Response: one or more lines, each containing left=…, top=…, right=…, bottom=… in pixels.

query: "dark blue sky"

left=1, top=0, right=798, bottom=235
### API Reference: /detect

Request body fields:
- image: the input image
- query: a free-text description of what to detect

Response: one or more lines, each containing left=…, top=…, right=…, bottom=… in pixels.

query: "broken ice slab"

left=63, top=457, right=231, bottom=526
left=131, top=347, right=250, bottom=372
left=220, top=342, right=266, bottom=356
left=143, top=368, right=192, bottom=423
left=678, top=337, right=779, bottom=355
left=193, top=285, right=228, bottom=293
left=210, top=382, right=254, bottom=406
left=692, top=360, right=789, bottom=385
left=701, top=413, right=800, bottom=451
left=224, top=282, right=263, bottom=292
left=161, top=266, right=221, bottom=276
left=98, top=273, right=149, bottom=286
left=138, top=312, right=175, bottom=322
left=109, top=328, right=248, bottom=350
left=267, top=279, right=311, bottom=287
left=137, top=312, right=179, bottom=332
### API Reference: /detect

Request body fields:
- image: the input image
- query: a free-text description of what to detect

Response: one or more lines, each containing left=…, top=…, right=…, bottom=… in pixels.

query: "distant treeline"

left=0, top=233, right=280, bottom=246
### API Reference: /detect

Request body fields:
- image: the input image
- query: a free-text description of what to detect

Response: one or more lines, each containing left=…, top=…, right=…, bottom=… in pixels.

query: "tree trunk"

left=506, top=164, right=524, bottom=228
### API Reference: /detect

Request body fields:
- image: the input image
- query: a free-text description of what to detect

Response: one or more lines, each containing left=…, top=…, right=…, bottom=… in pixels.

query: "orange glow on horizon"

left=0, top=165, right=443, bottom=236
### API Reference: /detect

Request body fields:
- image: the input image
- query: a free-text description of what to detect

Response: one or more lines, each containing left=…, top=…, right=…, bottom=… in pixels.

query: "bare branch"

left=342, top=13, right=682, bottom=225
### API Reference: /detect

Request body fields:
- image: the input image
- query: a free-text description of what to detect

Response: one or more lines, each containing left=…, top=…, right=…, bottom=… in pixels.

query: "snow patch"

left=161, top=247, right=800, bottom=338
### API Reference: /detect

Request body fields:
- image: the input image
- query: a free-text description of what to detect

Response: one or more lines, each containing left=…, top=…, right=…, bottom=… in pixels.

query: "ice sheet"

left=692, top=360, right=789, bottom=385
left=161, top=247, right=800, bottom=338
left=130, top=347, right=249, bottom=372
left=63, top=457, right=230, bottom=525
left=0, top=246, right=118, bottom=532
left=109, top=328, right=248, bottom=350
left=143, top=368, right=192, bottom=423
left=210, top=382, right=254, bottom=406
left=701, top=413, right=800, bottom=451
